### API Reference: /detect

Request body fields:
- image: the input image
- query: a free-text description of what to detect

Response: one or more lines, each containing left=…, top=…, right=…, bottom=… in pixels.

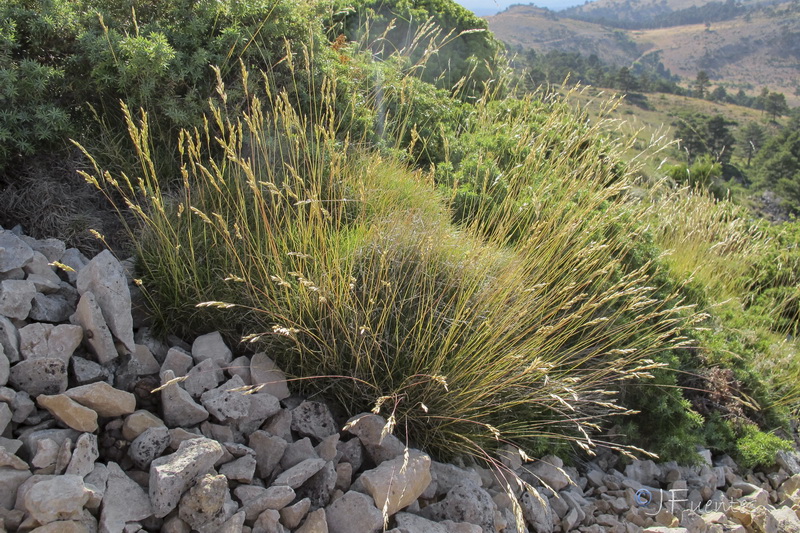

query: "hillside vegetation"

left=488, top=0, right=800, bottom=106
left=1, top=0, right=799, bottom=472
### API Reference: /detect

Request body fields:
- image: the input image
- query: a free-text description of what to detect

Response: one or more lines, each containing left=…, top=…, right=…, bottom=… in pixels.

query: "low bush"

left=735, top=424, right=793, bottom=469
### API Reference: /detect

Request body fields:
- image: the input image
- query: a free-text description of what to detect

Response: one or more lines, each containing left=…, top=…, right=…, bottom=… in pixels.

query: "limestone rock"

left=76, top=250, right=135, bottom=353
left=183, top=359, right=223, bottom=399
left=191, top=332, right=232, bottom=367
left=200, top=376, right=250, bottom=422
left=520, top=488, right=554, bottom=533
left=20, top=428, right=78, bottom=461
left=28, top=520, right=91, bottom=532
left=70, top=356, right=111, bottom=386
left=250, top=352, right=290, bottom=400
left=23, top=251, right=60, bottom=283
left=0, top=279, right=36, bottom=320
left=281, top=438, right=318, bottom=470
left=0, top=467, right=32, bottom=509
left=0, top=232, right=34, bottom=273
left=9, top=358, right=68, bottom=396
left=129, top=426, right=170, bottom=470
left=28, top=237, right=65, bottom=263
left=296, top=508, right=328, bottom=533
left=70, top=292, right=117, bottom=365
left=84, top=463, right=108, bottom=512
left=430, top=462, right=483, bottom=498
left=419, top=479, right=496, bottom=533
left=65, top=382, right=136, bottom=417
left=219, top=454, right=256, bottom=483
left=361, top=450, right=432, bottom=516
left=217, top=510, right=245, bottom=533
left=27, top=273, right=61, bottom=294
left=123, top=410, right=165, bottom=441
left=160, top=348, right=193, bottom=380
left=160, top=370, right=209, bottom=427
left=226, top=355, right=251, bottom=384
left=778, top=451, right=800, bottom=476
left=394, top=513, right=455, bottom=533
left=625, top=459, right=662, bottom=488
left=0, top=447, right=28, bottom=470
left=249, top=431, right=288, bottom=479
left=29, top=292, right=74, bottom=322
left=100, top=462, right=152, bottom=533
left=178, top=473, right=228, bottom=531
left=37, top=394, right=98, bottom=433
left=234, top=391, right=281, bottom=435
left=0, top=346, right=8, bottom=387
left=325, top=491, right=383, bottom=533
left=0, top=402, right=11, bottom=435
left=149, top=437, right=224, bottom=518
left=297, top=460, right=337, bottom=508
left=0, top=315, right=20, bottom=363
left=253, top=508, right=284, bottom=533
left=19, top=323, right=83, bottom=362
left=336, top=438, right=364, bottom=472
left=132, top=328, right=169, bottom=364
left=53, top=437, right=73, bottom=475
left=32, top=440, right=60, bottom=474
left=276, top=498, right=308, bottom=530
left=316, top=434, right=340, bottom=462
left=23, top=474, right=89, bottom=524
left=273, top=458, right=327, bottom=489
left=344, top=413, right=406, bottom=465
left=66, top=433, right=99, bottom=478
left=237, top=485, right=296, bottom=521
left=60, top=248, right=89, bottom=284
left=292, top=401, right=336, bottom=441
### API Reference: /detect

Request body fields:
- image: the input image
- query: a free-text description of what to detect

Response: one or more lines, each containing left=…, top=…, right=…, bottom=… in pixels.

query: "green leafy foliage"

left=753, top=115, right=800, bottom=212
left=735, top=424, right=792, bottom=469
left=673, top=112, right=737, bottom=165
left=0, top=0, right=331, bottom=174
left=333, top=0, right=503, bottom=96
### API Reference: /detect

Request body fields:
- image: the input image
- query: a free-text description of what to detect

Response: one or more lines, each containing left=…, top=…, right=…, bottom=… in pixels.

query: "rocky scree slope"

left=2, top=226, right=800, bottom=532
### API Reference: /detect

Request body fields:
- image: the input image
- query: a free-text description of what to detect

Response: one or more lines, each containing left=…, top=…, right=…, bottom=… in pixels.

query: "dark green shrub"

left=735, top=424, right=792, bottom=469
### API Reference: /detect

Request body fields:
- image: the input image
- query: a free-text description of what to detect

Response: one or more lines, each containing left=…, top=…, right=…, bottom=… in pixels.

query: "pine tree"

left=694, top=71, right=710, bottom=99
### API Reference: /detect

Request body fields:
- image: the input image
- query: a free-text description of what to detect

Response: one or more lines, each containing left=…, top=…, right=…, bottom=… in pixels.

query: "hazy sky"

left=455, top=0, right=585, bottom=16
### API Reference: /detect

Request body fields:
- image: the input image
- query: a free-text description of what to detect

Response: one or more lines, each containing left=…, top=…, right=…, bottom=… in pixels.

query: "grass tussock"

left=78, top=53, right=698, bottom=462
left=647, top=186, right=769, bottom=301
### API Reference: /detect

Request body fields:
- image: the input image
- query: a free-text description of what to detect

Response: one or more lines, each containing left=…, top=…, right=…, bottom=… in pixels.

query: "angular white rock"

left=76, top=250, right=135, bottom=353
left=160, top=370, right=209, bottom=427
left=23, top=474, right=90, bottom=524
left=70, top=292, right=117, bottom=365
left=149, top=437, right=224, bottom=518
left=66, top=433, right=99, bottom=478
left=100, top=462, right=152, bottom=533
left=250, top=352, right=290, bottom=400
left=360, top=450, right=432, bottom=516
left=64, top=382, right=136, bottom=418
left=19, top=323, right=83, bottom=362
left=0, top=232, right=34, bottom=273
left=191, top=332, right=232, bottom=366
left=0, top=279, right=36, bottom=320
left=325, top=491, right=383, bottom=533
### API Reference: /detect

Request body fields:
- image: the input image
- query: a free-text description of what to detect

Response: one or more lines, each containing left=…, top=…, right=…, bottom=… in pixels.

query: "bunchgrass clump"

left=79, top=50, right=697, bottom=462
left=647, top=185, right=769, bottom=302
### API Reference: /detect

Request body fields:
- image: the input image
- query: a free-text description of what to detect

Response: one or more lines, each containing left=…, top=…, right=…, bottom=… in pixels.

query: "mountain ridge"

left=487, top=0, right=800, bottom=104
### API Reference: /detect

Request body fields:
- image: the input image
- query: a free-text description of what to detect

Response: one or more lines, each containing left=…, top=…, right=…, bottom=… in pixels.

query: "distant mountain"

left=560, top=0, right=780, bottom=27
left=487, top=0, right=800, bottom=104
